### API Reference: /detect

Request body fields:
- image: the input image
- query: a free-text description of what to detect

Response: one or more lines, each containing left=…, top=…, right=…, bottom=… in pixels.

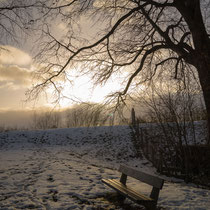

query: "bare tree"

left=66, top=103, right=109, bottom=127
left=33, top=110, right=61, bottom=129
left=26, top=0, right=210, bottom=143
left=133, top=75, right=208, bottom=179
left=142, top=74, right=205, bottom=142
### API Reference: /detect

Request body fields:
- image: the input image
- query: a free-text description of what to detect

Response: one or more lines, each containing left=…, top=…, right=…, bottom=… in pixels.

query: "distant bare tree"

left=138, top=70, right=206, bottom=145
left=33, top=110, right=61, bottom=129
left=25, top=0, right=210, bottom=143
left=66, top=103, right=109, bottom=127
left=134, top=75, right=208, bottom=179
left=0, top=125, right=5, bottom=133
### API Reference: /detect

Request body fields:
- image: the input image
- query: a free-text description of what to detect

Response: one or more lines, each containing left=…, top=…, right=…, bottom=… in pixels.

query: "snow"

left=0, top=125, right=209, bottom=209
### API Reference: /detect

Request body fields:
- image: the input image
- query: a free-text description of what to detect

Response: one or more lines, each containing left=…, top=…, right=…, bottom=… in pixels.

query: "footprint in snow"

left=47, top=175, right=54, bottom=182
left=99, top=168, right=105, bottom=173
left=47, top=189, right=58, bottom=202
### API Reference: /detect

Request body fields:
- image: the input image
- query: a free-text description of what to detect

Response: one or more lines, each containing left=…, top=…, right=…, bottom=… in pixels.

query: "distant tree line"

left=32, top=103, right=117, bottom=129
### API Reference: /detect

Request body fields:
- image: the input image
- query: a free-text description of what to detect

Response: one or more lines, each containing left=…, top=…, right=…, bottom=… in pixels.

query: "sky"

left=0, top=30, right=116, bottom=111
left=0, top=45, right=33, bottom=109
left=0, top=44, right=122, bottom=128
left=0, top=44, right=124, bottom=110
left=0, top=45, right=52, bottom=110
left=0, top=0, right=127, bottom=128
left=0, top=0, right=126, bottom=112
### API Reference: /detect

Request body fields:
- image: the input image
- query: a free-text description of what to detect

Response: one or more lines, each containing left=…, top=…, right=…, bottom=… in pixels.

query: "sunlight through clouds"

left=57, top=72, right=124, bottom=108
left=0, top=44, right=124, bottom=109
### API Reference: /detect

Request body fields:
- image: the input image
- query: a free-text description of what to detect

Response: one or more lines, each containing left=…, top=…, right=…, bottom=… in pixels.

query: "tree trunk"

left=176, top=0, right=210, bottom=144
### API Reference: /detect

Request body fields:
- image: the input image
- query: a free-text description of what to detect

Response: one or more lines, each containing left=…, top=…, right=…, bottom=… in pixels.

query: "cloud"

left=0, top=45, right=32, bottom=67
left=0, top=64, right=33, bottom=89
left=0, top=45, right=34, bottom=89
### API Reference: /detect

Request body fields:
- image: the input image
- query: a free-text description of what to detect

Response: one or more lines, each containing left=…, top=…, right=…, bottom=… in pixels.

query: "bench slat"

left=110, top=179, right=153, bottom=201
left=119, top=165, right=164, bottom=189
left=102, top=179, right=154, bottom=204
left=103, top=179, right=140, bottom=201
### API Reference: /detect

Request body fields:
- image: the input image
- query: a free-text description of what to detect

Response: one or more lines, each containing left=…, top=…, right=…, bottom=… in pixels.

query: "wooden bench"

left=102, top=165, right=164, bottom=209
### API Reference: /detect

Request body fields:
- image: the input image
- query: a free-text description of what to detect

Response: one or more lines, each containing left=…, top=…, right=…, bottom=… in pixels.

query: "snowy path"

left=0, top=146, right=124, bottom=209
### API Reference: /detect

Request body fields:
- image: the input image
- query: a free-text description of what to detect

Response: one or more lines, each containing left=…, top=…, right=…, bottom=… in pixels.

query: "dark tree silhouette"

left=25, top=0, right=210, bottom=143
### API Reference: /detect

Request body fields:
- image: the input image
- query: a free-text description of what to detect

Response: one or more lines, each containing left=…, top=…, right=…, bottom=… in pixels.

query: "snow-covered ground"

left=0, top=126, right=209, bottom=209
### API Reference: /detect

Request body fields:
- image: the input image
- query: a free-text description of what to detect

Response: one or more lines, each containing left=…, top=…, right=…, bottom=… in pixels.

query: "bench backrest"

left=119, top=165, right=164, bottom=189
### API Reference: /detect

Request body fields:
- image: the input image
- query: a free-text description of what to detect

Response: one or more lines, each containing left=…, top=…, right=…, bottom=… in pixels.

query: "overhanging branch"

left=33, top=6, right=141, bottom=90
left=121, top=44, right=170, bottom=96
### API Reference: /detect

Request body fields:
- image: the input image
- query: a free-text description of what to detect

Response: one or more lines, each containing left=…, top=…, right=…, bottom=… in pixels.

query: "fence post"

left=131, top=107, right=136, bottom=127
left=151, top=145, right=155, bottom=165
left=140, top=128, right=143, bottom=144
left=158, top=152, right=163, bottom=173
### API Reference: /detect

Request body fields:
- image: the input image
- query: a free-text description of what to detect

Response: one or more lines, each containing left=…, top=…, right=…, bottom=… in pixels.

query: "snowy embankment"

left=0, top=126, right=209, bottom=209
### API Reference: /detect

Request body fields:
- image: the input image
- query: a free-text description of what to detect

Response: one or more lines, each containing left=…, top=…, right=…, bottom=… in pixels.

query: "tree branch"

left=121, top=44, right=170, bottom=96
left=32, top=6, right=141, bottom=89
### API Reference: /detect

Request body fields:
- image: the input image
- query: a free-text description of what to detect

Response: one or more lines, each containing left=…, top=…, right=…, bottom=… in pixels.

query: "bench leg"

left=117, top=173, right=127, bottom=202
left=120, top=173, right=127, bottom=185
left=150, top=187, right=160, bottom=202
left=149, top=187, right=159, bottom=209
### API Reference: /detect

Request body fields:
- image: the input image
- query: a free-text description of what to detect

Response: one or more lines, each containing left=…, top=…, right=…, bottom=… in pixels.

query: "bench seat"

left=102, top=178, right=155, bottom=205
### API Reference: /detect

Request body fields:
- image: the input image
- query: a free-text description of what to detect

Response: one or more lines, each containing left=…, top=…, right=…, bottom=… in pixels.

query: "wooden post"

left=151, top=145, right=155, bottom=166
left=140, top=127, right=143, bottom=145
left=131, top=108, right=136, bottom=127
left=145, top=139, right=149, bottom=159
left=158, top=152, right=163, bottom=173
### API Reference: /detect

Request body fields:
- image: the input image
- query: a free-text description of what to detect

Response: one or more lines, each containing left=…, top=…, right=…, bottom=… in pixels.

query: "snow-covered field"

left=0, top=126, right=209, bottom=209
